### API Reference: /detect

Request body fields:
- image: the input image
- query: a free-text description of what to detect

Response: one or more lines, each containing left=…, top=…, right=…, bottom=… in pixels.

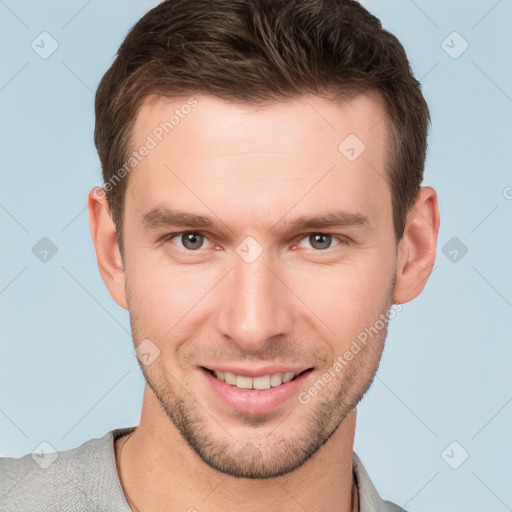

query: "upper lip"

left=202, top=365, right=312, bottom=378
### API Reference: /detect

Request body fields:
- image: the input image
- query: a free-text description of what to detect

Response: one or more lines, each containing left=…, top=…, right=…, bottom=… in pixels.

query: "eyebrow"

left=141, top=207, right=370, bottom=233
left=283, top=210, right=370, bottom=231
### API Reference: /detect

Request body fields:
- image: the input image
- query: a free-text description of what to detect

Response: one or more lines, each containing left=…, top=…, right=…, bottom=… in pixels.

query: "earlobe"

left=393, top=186, right=440, bottom=304
left=88, top=187, right=128, bottom=309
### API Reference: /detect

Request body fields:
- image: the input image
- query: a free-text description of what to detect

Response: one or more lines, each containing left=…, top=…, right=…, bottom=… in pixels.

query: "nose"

left=215, top=245, right=295, bottom=352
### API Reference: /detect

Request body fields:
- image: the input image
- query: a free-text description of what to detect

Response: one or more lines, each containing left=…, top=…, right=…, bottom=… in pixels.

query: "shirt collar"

left=353, top=452, right=404, bottom=512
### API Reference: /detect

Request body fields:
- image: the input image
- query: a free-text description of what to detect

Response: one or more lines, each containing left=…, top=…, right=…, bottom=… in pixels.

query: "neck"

left=116, top=385, right=358, bottom=512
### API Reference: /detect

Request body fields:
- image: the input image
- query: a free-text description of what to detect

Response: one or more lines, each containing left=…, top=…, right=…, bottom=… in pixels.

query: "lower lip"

left=201, top=368, right=313, bottom=416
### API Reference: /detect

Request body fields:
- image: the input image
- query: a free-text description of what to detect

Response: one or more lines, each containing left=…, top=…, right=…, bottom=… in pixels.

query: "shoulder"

left=0, top=427, right=135, bottom=512
left=353, top=452, right=410, bottom=512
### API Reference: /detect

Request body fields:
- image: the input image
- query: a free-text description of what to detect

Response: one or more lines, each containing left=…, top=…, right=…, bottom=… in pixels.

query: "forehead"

left=125, top=92, right=392, bottom=232
left=133, top=91, right=388, bottom=154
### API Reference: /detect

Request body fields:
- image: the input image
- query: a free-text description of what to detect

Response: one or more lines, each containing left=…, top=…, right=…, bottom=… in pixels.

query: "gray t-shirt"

left=1, top=427, right=407, bottom=511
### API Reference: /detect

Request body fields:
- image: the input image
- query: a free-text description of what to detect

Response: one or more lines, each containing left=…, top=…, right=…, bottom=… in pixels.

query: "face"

left=120, top=93, right=398, bottom=478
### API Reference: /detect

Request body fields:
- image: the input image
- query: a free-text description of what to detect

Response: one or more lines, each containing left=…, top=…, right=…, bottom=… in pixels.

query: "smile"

left=209, top=369, right=307, bottom=390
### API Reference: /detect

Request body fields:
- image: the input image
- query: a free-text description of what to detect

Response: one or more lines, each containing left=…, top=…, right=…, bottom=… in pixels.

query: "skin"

left=88, top=92, right=439, bottom=512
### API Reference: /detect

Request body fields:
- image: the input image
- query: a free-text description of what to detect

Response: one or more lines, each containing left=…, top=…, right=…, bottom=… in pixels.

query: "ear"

left=88, top=187, right=128, bottom=309
left=393, top=186, right=440, bottom=304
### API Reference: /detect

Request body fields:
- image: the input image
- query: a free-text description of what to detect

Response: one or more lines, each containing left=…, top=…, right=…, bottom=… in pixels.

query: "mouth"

left=202, top=367, right=313, bottom=390
left=200, top=365, right=315, bottom=415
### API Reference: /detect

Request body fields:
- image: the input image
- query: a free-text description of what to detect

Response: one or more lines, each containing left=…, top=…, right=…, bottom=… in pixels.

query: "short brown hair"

left=95, top=0, right=429, bottom=248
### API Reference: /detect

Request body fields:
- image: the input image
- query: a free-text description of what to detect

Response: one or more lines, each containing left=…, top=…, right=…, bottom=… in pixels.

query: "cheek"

left=126, top=259, right=220, bottom=339
left=289, top=257, right=394, bottom=341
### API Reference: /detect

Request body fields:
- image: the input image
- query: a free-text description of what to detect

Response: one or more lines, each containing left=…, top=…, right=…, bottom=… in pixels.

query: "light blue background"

left=1, top=1, right=511, bottom=511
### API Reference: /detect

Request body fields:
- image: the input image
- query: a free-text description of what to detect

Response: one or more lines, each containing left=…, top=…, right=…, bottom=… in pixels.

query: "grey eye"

left=180, top=233, right=205, bottom=250
left=309, top=234, right=332, bottom=250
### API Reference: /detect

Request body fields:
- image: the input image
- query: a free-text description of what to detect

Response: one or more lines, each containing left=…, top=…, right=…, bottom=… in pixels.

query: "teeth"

left=212, top=370, right=298, bottom=389
left=282, top=372, right=295, bottom=383
left=236, top=375, right=253, bottom=389
left=224, top=372, right=236, bottom=385
left=270, top=373, right=283, bottom=387
left=253, top=375, right=271, bottom=390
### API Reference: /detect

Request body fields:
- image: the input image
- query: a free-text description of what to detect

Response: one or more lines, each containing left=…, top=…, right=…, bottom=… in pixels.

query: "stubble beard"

left=128, top=273, right=396, bottom=479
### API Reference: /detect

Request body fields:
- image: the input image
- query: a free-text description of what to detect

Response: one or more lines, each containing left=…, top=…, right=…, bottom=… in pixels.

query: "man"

left=1, top=0, right=439, bottom=510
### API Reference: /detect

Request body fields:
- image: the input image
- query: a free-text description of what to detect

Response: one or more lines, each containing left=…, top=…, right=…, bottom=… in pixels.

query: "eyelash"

left=161, top=231, right=347, bottom=253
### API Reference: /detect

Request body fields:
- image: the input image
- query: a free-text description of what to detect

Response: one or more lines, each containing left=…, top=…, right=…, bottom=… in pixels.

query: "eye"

left=168, top=232, right=210, bottom=251
left=296, top=233, right=344, bottom=251
left=164, top=231, right=345, bottom=253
